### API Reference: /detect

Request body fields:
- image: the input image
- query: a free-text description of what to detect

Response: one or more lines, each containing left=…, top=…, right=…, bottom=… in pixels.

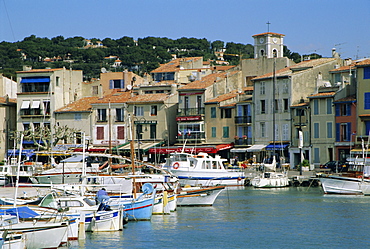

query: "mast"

left=272, top=58, right=276, bottom=155
left=130, top=114, right=136, bottom=198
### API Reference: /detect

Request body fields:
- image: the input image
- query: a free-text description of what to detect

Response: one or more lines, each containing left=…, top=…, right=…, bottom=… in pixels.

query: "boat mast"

left=130, top=114, right=137, bottom=198
left=272, top=58, right=276, bottom=157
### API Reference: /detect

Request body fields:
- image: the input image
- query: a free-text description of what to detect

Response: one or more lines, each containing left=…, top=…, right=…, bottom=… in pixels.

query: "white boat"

left=162, top=152, right=245, bottom=186
left=319, top=175, right=364, bottom=195
left=251, top=171, right=290, bottom=188
left=177, top=185, right=225, bottom=206
left=250, top=157, right=289, bottom=188
left=39, top=191, right=125, bottom=232
left=0, top=208, right=69, bottom=249
left=33, top=152, right=129, bottom=184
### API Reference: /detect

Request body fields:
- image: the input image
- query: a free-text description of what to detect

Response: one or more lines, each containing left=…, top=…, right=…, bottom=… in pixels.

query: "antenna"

left=101, top=67, right=107, bottom=73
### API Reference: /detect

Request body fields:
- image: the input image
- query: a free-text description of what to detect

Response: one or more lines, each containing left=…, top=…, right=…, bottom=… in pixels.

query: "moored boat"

left=177, top=185, right=225, bottom=206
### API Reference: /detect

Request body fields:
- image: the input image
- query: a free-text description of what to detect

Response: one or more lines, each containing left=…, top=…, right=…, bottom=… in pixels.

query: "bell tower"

left=253, top=32, right=285, bottom=59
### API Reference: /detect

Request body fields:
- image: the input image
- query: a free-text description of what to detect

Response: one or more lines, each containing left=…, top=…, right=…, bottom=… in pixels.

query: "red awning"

left=149, top=144, right=233, bottom=154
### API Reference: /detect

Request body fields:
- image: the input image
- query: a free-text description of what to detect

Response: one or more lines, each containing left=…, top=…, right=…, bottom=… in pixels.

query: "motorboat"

left=177, top=185, right=225, bottom=206
left=162, top=152, right=245, bottom=186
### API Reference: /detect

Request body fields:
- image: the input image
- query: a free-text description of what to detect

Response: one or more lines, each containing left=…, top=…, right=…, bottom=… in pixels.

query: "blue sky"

left=0, top=0, right=369, bottom=59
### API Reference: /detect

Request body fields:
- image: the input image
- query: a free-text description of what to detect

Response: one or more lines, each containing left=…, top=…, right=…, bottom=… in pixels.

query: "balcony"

left=234, top=137, right=252, bottom=146
left=177, top=132, right=205, bottom=141
left=235, top=116, right=251, bottom=124
left=178, top=107, right=205, bottom=116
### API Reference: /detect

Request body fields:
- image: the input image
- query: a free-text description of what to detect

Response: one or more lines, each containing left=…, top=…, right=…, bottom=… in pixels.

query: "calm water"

left=67, top=187, right=370, bottom=248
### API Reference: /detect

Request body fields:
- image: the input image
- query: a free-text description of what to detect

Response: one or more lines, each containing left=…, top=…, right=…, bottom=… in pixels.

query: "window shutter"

left=335, top=105, right=340, bottom=116
left=335, top=123, right=340, bottom=142
left=347, top=104, right=351, bottom=116
left=347, top=122, right=351, bottom=141
left=109, top=80, right=113, bottom=89
left=120, top=79, right=124, bottom=89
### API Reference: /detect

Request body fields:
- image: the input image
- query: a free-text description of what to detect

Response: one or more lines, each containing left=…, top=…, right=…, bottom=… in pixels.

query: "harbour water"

left=67, top=186, right=370, bottom=248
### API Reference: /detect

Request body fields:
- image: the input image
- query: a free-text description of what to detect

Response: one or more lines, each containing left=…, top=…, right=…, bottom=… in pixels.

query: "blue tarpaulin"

left=0, top=207, right=39, bottom=218
left=265, top=144, right=289, bottom=150
left=21, top=77, right=50, bottom=83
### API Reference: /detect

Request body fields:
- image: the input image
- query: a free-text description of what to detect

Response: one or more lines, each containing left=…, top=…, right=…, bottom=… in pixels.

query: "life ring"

left=173, top=162, right=180, bottom=169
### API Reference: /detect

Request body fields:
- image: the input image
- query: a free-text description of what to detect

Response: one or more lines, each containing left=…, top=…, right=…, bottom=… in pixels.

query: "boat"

left=0, top=207, right=69, bottom=249
left=33, top=152, right=130, bottom=184
left=250, top=155, right=290, bottom=188
left=177, top=185, right=225, bottom=206
left=162, top=152, right=245, bottom=186
left=38, top=191, right=126, bottom=232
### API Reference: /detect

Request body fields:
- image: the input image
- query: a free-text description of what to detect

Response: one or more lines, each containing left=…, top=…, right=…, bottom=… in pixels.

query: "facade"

left=16, top=67, right=83, bottom=146
left=253, top=58, right=342, bottom=168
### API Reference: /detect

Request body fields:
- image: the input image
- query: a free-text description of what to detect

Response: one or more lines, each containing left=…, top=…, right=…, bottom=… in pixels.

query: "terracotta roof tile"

left=92, top=91, right=132, bottom=104
left=354, top=59, right=370, bottom=67
left=179, top=71, right=239, bottom=90
left=334, top=95, right=356, bottom=102
left=126, top=93, right=170, bottom=104
left=151, top=57, right=203, bottom=73
left=252, top=32, right=285, bottom=37
left=55, top=96, right=100, bottom=113
left=308, top=91, right=336, bottom=98
left=205, top=91, right=238, bottom=104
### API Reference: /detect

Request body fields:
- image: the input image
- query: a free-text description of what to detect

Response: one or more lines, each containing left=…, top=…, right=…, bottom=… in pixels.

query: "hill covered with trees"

left=0, top=35, right=320, bottom=80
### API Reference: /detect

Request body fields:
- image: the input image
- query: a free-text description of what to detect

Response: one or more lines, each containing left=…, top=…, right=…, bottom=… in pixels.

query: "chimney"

left=23, top=65, right=32, bottom=71
left=171, top=84, right=177, bottom=95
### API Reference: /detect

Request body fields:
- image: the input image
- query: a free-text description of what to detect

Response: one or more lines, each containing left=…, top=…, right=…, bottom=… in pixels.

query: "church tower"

left=252, top=32, right=285, bottom=59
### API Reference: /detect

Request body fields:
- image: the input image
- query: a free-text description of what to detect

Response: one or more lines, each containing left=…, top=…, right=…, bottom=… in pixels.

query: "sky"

left=0, top=0, right=369, bottom=60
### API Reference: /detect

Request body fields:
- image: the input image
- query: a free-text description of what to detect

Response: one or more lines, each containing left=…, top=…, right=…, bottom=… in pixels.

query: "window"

left=340, top=123, right=351, bottom=141
left=74, top=113, right=82, bottom=121
left=223, top=126, right=229, bottom=138
left=364, top=67, right=370, bottom=79
left=184, top=96, right=189, bottom=109
left=109, top=79, right=124, bottom=89
left=282, top=124, right=289, bottom=140
left=260, top=100, right=266, bottom=114
left=150, top=106, right=157, bottom=116
left=221, top=109, right=232, bottom=118
left=197, top=96, right=202, bottom=109
left=43, top=101, right=50, bottom=115
left=327, top=122, right=332, bottom=138
left=134, top=106, right=144, bottom=116
left=117, top=126, right=125, bottom=139
left=211, top=127, right=216, bottom=137
left=260, top=82, right=265, bottom=95
left=56, top=76, right=59, bottom=86
left=211, top=107, right=216, bottom=118
left=23, top=123, right=30, bottom=131
left=116, top=108, right=124, bottom=122
left=326, top=99, right=332, bottom=114
left=92, top=86, right=98, bottom=95
left=365, top=92, right=370, bottom=110
left=313, top=99, right=319, bottom=115
left=97, top=127, right=104, bottom=140
left=33, top=122, right=40, bottom=131
left=314, top=123, right=319, bottom=138
left=150, top=124, right=156, bottom=139
left=260, top=122, right=266, bottom=137
left=283, top=99, right=289, bottom=112
left=282, top=82, right=288, bottom=94
left=274, top=99, right=279, bottom=113
left=97, top=109, right=107, bottom=121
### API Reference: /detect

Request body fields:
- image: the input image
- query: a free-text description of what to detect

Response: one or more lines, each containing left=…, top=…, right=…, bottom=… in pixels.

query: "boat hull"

left=108, top=197, right=154, bottom=221
left=177, top=186, right=225, bottom=206
left=319, top=176, right=363, bottom=195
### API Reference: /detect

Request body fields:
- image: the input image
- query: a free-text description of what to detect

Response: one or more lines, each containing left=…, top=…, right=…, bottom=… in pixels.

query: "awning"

left=216, top=144, right=233, bottom=151
left=21, top=100, right=30, bottom=109
left=230, top=148, right=248, bottom=153
left=31, top=100, right=40, bottom=109
left=350, top=148, right=370, bottom=154
left=21, top=77, right=50, bottom=83
left=246, top=144, right=267, bottom=152
left=266, top=144, right=289, bottom=150
left=7, top=149, right=35, bottom=157
left=117, top=142, right=163, bottom=153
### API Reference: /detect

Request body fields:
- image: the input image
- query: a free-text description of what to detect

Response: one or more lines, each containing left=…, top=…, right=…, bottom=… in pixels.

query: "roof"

left=291, top=102, right=309, bottom=108
left=308, top=91, right=336, bottom=99
left=54, top=96, right=100, bottom=113
left=354, top=58, right=370, bottom=67
left=151, top=57, right=203, bottom=73
left=205, top=90, right=239, bottom=104
left=334, top=95, right=356, bottom=103
left=252, top=58, right=337, bottom=81
left=126, top=93, right=170, bottom=104
left=92, top=90, right=132, bottom=104
left=179, top=71, right=239, bottom=90
left=17, top=68, right=79, bottom=73
left=252, top=32, right=285, bottom=37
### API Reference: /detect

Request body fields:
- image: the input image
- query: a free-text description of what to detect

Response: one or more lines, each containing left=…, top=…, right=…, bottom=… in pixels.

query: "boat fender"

left=173, top=162, right=180, bottom=169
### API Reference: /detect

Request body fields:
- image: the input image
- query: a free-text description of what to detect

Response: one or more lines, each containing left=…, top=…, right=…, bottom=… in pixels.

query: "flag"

left=178, top=130, right=182, bottom=136
left=187, top=130, right=191, bottom=135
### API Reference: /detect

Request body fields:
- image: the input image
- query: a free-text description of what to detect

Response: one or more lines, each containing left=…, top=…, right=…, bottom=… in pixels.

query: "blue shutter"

left=335, top=105, right=340, bottom=116
left=237, top=105, right=243, bottom=116
left=347, top=122, right=351, bottom=141
left=336, top=123, right=340, bottom=142
left=120, top=79, right=124, bottom=89
left=346, top=104, right=351, bottom=116
left=109, top=80, right=113, bottom=89
left=365, top=121, right=370, bottom=136
left=365, top=93, right=370, bottom=109
left=327, top=122, right=332, bottom=138
left=364, top=67, right=370, bottom=79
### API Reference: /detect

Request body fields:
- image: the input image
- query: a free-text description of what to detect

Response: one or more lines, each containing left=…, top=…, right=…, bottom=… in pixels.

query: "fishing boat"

left=177, top=185, right=225, bottom=206
left=162, top=152, right=245, bottom=186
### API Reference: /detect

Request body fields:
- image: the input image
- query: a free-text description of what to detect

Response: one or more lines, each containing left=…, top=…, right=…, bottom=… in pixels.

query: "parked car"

left=321, top=161, right=349, bottom=172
